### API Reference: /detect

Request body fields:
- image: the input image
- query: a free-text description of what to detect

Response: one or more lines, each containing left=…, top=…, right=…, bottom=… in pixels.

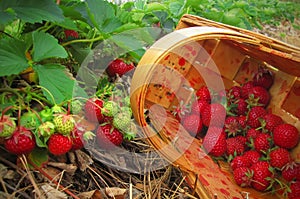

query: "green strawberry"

left=102, top=101, right=119, bottom=117
left=71, top=100, right=83, bottom=114
left=112, top=112, right=131, bottom=132
left=53, top=114, right=75, bottom=135
left=38, top=121, right=55, bottom=137
left=122, top=122, right=137, bottom=140
left=20, top=111, right=41, bottom=130
left=0, top=115, right=16, bottom=138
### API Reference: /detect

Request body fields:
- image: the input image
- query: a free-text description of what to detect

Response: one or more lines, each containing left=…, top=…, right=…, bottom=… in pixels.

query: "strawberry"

left=0, top=115, right=16, bottom=138
left=102, top=100, right=119, bottom=117
left=251, top=161, right=274, bottom=191
left=241, top=81, right=254, bottom=99
left=53, top=114, right=75, bottom=135
left=252, top=67, right=274, bottom=90
left=261, top=113, right=283, bottom=133
left=224, top=116, right=241, bottom=137
left=112, top=112, right=132, bottom=132
left=202, top=127, right=227, bottom=157
left=182, top=114, right=202, bottom=137
left=237, top=115, right=247, bottom=129
left=231, top=155, right=251, bottom=170
left=226, top=137, right=246, bottom=156
left=233, top=167, right=253, bottom=187
left=201, top=103, right=226, bottom=127
left=48, top=133, right=72, bottom=155
left=4, top=127, right=36, bottom=155
left=64, top=29, right=79, bottom=39
left=37, top=121, right=55, bottom=137
left=247, top=106, right=267, bottom=128
left=84, top=97, right=104, bottom=123
left=273, top=124, right=300, bottom=149
left=235, top=98, right=249, bottom=116
left=247, top=86, right=271, bottom=107
left=106, top=58, right=135, bottom=77
left=254, top=133, right=273, bottom=153
left=191, top=99, right=209, bottom=116
left=288, top=181, right=300, bottom=199
left=20, top=111, right=41, bottom=130
left=282, top=162, right=300, bottom=182
left=269, top=147, right=291, bottom=169
left=71, top=126, right=85, bottom=150
left=227, top=86, right=242, bottom=102
left=96, top=124, right=123, bottom=149
left=196, top=86, right=211, bottom=103
left=246, top=128, right=261, bottom=142
left=243, top=150, right=261, bottom=166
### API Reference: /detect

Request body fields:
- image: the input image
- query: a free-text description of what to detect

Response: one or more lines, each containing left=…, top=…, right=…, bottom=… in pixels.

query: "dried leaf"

left=105, top=187, right=126, bottom=198
left=74, top=150, right=94, bottom=171
left=41, top=184, right=68, bottom=199
left=47, top=162, right=77, bottom=175
left=77, top=189, right=105, bottom=199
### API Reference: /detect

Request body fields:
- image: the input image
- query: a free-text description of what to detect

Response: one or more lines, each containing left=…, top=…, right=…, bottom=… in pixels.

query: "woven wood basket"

left=130, top=14, right=300, bottom=199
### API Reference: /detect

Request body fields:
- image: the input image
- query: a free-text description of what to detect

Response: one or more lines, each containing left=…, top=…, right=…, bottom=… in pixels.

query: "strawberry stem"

left=35, top=85, right=56, bottom=105
left=1, top=105, right=13, bottom=120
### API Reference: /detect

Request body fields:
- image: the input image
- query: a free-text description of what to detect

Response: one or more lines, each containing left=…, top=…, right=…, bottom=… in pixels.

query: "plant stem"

left=61, top=35, right=104, bottom=47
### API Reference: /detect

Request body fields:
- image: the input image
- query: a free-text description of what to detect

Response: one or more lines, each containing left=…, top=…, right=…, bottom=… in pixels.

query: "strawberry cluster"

left=0, top=104, right=93, bottom=156
left=176, top=67, right=300, bottom=198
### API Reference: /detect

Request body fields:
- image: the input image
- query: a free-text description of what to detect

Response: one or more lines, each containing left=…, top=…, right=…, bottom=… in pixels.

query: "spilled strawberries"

left=175, top=67, right=300, bottom=198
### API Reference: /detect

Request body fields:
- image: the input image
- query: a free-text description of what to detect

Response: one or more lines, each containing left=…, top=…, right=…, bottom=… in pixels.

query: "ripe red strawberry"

left=254, top=133, right=272, bottom=153
left=224, top=116, right=241, bottom=137
left=247, top=106, right=267, bottom=128
left=71, top=126, right=86, bottom=151
left=269, top=147, right=291, bottom=169
left=251, top=161, right=274, bottom=191
left=226, top=137, right=246, bottom=156
left=201, top=103, right=226, bottom=127
left=233, top=167, right=253, bottom=187
left=261, top=113, right=283, bottom=133
left=231, top=155, right=251, bottom=170
left=48, top=133, right=72, bottom=155
left=4, top=127, right=36, bottom=155
left=202, top=127, right=227, bottom=157
left=64, top=30, right=79, bottom=39
left=182, top=114, right=202, bottom=137
left=288, top=180, right=300, bottom=199
left=246, top=128, right=261, bottom=142
left=282, top=162, right=300, bottom=182
left=106, top=59, right=135, bottom=77
left=0, top=115, right=16, bottom=137
left=273, top=124, right=300, bottom=149
left=237, top=115, right=247, bottom=129
left=196, top=86, right=211, bottom=103
left=252, top=67, right=274, bottom=90
left=96, top=124, right=123, bottom=149
left=241, top=81, right=254, bottom=99
left=243, top=150, right=261, bottom=166
left=191, top=99, right=209, bottom=115
left=227, top=86, right=242, bottom=102
left=84, top=97, right=104, bottom=123
left=247, top=86, right=271, bottom=107
left=235, top=98, right=249, bottom=116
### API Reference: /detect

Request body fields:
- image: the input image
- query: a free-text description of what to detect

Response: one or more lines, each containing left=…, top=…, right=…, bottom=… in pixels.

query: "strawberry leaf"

left=28, top=148, right=49, bottom=168
left=32, top=31, right=68, bottom=62
left=1, top=0, right=64, bottom=24
left=33, top=64, right=79, bottom=104
left=0, top=38, right=28, bottom=76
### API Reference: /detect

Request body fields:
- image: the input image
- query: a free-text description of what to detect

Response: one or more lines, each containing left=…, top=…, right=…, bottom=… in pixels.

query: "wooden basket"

left=130, top=14, right=300, bottom=199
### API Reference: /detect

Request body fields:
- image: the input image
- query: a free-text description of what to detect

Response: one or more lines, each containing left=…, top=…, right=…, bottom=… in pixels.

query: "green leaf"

left=28, top=148, right=49, bottom=168
left=33, top=64, right=76, bottom=104
left=109, top=33, right=144, bottom=52
left=1, top=0, right=64, bottom=24
left=0, top=7, right=15, bottom=25
left=54, top=17, right=79, bottom=30
left=32, top=31, right=68, bottom=62
left=0, top=38, right=28, bottom=76
left=86, top=0, right=115, bottom=31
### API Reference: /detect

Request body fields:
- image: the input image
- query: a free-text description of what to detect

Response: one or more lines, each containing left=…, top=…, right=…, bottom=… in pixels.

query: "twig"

left=27, top=158, right=80, bottom=199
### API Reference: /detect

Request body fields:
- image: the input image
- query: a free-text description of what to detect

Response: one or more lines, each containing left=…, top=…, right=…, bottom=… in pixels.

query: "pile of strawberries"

left=178, top=67, right=300, bottom=198
left=0, top=58, right=136, bottom=157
